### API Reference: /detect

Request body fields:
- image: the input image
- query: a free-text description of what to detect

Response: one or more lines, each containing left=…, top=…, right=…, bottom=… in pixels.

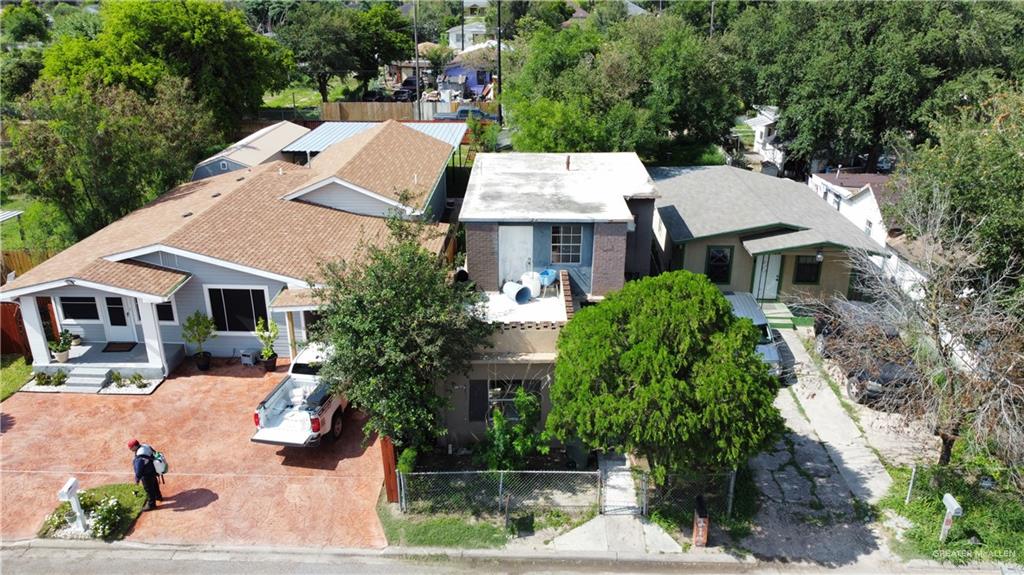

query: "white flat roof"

left=460, top=153, right=656, bottom=223
left=483, top=292, right=567, bottom=323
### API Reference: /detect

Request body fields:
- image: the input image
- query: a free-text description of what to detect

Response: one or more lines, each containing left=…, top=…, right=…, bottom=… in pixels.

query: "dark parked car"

left=363, top=89, right=394, bottom=102
left=846, top=360, right=917, bottom=405
left=392, top=88, right=415, bottom=102
left=434, top=104, right=498, bottom=121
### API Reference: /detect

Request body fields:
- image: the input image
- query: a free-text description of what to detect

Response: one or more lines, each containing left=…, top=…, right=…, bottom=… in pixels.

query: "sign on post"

left=939, top=493, right=962, bottom=543
left=58, top=477, right=88, bottom=532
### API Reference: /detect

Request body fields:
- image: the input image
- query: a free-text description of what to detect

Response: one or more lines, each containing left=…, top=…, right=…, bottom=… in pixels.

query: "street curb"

left=1, top=537, right=1011, bottom=573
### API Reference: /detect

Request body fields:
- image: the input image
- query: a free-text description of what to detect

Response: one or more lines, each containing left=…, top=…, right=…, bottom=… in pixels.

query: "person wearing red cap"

left=129, top=439, right=162, bottom=510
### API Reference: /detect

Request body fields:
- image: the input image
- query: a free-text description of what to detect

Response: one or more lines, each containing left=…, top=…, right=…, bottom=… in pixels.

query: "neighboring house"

left=744, top=106, right=786, bottom=176
left=650, top=166, right=882, bottom=301
left=442, top=152, right=656, bottom=445
left=191, top=121, right=310, bottom=181
left=445, top=21, right=487, bottom=50
left=562, top=3, right=588, bottom=27
left=443, top=40, right=501, bottom=98
left=807, top=171, right=893, bottom=252
left=624, top=1, right=648, bottom=16
left=1, top=121, right=454, bottom=381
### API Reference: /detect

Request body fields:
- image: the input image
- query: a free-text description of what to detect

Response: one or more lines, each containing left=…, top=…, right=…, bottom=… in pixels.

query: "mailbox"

left=58, top=477, right=79, bottom=502
left=942, top=493, right=962, bottom=517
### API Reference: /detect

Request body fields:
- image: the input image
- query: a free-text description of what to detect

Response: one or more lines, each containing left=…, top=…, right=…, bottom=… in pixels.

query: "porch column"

left=19, top=296, right=50, bottom=366
left=285, top=311, right=297, bottom=359
left=138, top=301, right=168, bottom=376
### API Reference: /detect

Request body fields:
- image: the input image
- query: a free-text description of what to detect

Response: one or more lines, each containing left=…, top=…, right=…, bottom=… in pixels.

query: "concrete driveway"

left=0, top=360, right=385, bottom=548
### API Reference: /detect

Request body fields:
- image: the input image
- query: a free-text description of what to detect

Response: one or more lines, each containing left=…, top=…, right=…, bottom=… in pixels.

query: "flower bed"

left=38, top=483, right=147, bottom=541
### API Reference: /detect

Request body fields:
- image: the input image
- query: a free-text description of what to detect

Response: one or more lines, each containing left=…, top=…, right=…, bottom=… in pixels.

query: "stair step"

left=69, top=367, right=111, bottom=377
left=60, top=385, right=102, bottom=394
left=66, top=377, right=107, bottom=387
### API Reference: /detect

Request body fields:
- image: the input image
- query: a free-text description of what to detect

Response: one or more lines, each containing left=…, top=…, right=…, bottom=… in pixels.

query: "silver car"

left=724, top=292, right=782, bottom=377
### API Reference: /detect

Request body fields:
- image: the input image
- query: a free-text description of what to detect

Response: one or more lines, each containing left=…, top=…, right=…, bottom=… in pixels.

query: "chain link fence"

left=399, top=470, right=600, bottom=518
left=904, top=464, right=1021, bottom=505
left=642, top=470, right=737, bottom=521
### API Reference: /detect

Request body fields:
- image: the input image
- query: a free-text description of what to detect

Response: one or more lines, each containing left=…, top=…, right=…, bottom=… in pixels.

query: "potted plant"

left=49, top=330, right=73, bottom=363
left=71, top=333, right=82, bottom=346
left=182, top=311, right=217, bottom=371
left=254, top=317, right=279, bottom=372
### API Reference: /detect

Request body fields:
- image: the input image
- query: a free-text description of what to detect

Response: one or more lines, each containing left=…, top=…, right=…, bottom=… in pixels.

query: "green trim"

left=792, top=255, right=822, bottom=285
left=705, top=245, right=734, bottom=285
left=678, top=223, right=803, bottom=244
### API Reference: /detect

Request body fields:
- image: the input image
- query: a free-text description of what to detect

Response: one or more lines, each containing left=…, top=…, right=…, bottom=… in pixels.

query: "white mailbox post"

left=939, top=493, right=962, bottom=543
left=58, top=477, right=88, bottom=532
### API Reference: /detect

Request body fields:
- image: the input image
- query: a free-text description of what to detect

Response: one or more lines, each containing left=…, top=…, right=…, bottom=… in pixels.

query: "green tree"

left=669, top=0, right=754, bottom=37
left=1, top=0, right=49, bottom=43
left=276, top=3, right=357, bottom=102
left=351, top=3, right=413, bottom=93
left=896, top=89, right=1024, bottom=293
left=585, top=0, right=628, bottom=33
left=2, top=77, right=220, bottom=240
left=546, top=271, right=783, bottom=481
left=477, top=387, right=550, bottom=470
left=410, top=0, right=462, bottom=43
left=239, top=0, right=297, bottom=34
left=50, top=8, right=102, bottom=40
left=525, top=1, right=573, bottom=32
left=485, top=0, right=528, bottom=40
left=726, top=1, right=1024, bottom=171
left=311, top=218, right=494, bottom=448
left=0, top=48, right=43, bottom=102
left=422, top=44, right=455, bottom=82
left=41, top=0, right=291, bottom=128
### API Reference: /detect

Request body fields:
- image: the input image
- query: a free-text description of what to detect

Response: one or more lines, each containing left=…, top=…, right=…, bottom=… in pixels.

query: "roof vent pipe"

left=566, top=155, right=570, bottom=171
left=278, top=167, right=284, bottom=176
left=835, top=164, right=843, bottom=184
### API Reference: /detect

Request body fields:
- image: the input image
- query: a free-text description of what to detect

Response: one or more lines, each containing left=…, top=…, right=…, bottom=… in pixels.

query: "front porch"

left=35, top=341, right=186, bottom=379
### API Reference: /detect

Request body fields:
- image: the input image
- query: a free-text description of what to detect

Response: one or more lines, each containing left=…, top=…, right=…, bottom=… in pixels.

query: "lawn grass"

left=263, top=78, right=356, bottom=108
left=654, top=142, right=727, bottom=166
left=376, top=494, right=508, bottom=548
left=1, top=354, right=33, bottom=402
left=0, top=195, right=36, bottom=250
left=733, top=121, right=755, bottom=148
left=38, top=483, right=147, bottom=541
left=880, top=465, right=1024, bottom=565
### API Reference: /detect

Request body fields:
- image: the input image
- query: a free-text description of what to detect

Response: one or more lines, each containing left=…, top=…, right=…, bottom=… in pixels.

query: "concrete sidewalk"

left=778, top=330, right=892, bottom=504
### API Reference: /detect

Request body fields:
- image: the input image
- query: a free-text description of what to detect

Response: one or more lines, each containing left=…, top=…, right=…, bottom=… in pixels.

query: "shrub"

left=110, top=371, right=126, bottom=388
left=50, top=370, right=68, bottom=386
left=397, top=448, right=418, bottom=474
left=255, top=317, right=279, bottom=360
left=129, top=373, right=146, bottom=389
left=476, top=387, right=549, bottom=470
left=90, top=496, right=128, bottom=540
left=33, top=371, right=51, bottom=386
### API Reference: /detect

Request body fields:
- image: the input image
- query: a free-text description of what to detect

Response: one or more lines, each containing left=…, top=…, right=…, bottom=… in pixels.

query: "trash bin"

left=693, top=494, right=709, bottom=547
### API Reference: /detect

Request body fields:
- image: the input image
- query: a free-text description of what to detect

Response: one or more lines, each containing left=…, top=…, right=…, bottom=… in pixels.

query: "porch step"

left=64, top=367, right=111, bottom=393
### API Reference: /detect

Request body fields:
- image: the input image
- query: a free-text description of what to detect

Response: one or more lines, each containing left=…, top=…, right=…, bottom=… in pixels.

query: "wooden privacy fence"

left=2, top=249, right=58, bottom=281
left=320, top=101, right=460, bottom=122
left=0, top=302, right=31, bottom=358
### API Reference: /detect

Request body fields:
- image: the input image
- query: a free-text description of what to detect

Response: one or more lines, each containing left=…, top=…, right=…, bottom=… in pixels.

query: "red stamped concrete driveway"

left=0, top=360, right=385, bottom=548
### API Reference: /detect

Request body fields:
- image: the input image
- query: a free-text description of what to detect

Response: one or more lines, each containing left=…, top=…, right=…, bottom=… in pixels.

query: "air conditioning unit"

left=239, top=349, right=258, bottom=366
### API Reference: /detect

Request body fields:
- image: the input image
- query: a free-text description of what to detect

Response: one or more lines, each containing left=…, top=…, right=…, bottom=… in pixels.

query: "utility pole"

left=496, top=0, right=502, bottom=125
left=461, top=0, right=465, bottom=51
left=414, top=0, right=421, bottom=119
left=709, top=0, right=716, bottom=37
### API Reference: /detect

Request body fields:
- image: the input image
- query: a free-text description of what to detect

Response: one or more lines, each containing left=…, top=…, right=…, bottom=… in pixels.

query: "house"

left=442, top=152, right=656, bottom=445
left=650, top=165, right=882, bottom=301
left=283, top=121, right=467, bottom=164
left=443, top=40, right=501, bottom=99
left=445, top=21, right=487, bottom=50
left=744, top=106, right=786, bottom=176
left=807, top=171, right=893, bottom=251
left=562, top=3, right=588, bottom=27
left=191, top=121, right=310, bottom=181
left=0, top=121, right=454, bottom=383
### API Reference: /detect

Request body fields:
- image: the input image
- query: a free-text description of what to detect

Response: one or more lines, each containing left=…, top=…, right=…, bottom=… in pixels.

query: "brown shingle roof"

left=303, top=120, right=453, bottom=209
left=269, top=287, right=319, bottom=309
left=3, top=132, right=450, bottom=297
left=815, top=172, right=897, bottom=207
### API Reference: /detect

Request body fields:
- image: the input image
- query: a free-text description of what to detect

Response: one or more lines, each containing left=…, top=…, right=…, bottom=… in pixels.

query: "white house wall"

left=131, top=252, right=292, bottom=358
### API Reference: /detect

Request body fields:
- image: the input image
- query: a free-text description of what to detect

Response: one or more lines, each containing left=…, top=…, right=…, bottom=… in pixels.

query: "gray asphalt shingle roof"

left=650, top=165, right=882, bottom=254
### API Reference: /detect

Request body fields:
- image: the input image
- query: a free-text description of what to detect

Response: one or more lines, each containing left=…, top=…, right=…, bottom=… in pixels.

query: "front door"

left=498, top=225, right=534, bottom=286
left=103, top=297, right=136, bottom=342
left=752, top=254, right=782, bottom=300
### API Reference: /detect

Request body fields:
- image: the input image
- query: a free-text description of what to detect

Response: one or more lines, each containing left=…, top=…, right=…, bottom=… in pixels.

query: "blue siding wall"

left=530, top=223, right=594, bottom=293
left=191, top=158, right=246, bottom=181
left=424, top=169, right=447, bottom=222
left=132, top=252, right=293, bottom=358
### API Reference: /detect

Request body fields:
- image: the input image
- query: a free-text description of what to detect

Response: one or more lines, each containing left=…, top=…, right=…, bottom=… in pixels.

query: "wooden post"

left=381, top=436, right=400, bottom=503
left=285, top=311, right=297, bottom=359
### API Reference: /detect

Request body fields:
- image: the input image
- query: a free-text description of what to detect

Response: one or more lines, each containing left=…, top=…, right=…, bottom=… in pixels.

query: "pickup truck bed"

left=252, top=373, right=341, bottom=447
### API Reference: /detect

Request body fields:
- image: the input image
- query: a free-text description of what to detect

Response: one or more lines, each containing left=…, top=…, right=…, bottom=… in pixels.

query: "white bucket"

left=502, top=282, right=530, bottom=305
left=520, top=271, right=541, bottom=299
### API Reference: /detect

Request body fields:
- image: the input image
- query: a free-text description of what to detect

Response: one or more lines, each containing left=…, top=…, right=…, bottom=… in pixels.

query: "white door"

left=103, top=296, right=137, bottom=342
left=752, top=254, right=782, bottom=300
left=498, top=225, right=533, bottom=287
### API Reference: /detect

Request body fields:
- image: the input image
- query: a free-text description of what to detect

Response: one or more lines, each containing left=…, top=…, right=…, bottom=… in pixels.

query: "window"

left=219, top=160, right=228, bottom=171
left=705, top=246, right=733, bottom=284
left=468, top=380, right=542, bottom=423
left=206, top=287, right=268, bottom=333
left=793, top=255, right=822, bottom=284
left=551, top=225, right=582, bottom=264
left=476, top=70, right=488, bottom=85
left=468, top=380, right=489, bottom=422
left=133, top=298, right=177, bottom=325
left=59, top=297, right=99, bottom=321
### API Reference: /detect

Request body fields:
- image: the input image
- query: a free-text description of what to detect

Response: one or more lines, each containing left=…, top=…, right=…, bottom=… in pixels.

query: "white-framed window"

left=133, top=297, right=179, bottom=325
left=219, top=160, right=228, bottom=171
left=203, top=285, right=269, bottom=334
left=551, top=224, right=582, bottom=264
left=58, top=296, right=101, bottom=323
left=468, top=379, right=542, bottom=423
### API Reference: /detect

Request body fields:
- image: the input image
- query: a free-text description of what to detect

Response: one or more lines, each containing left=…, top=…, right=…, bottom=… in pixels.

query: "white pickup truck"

left=251, top=345, right=348, bottom=447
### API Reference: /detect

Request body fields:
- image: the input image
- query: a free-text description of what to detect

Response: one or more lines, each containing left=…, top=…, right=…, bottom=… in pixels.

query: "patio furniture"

left=539, top=268, right=559, bottom=297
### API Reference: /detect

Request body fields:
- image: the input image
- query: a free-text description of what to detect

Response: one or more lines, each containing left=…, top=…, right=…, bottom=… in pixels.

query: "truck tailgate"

left=251, top=410, right=314, bottom=447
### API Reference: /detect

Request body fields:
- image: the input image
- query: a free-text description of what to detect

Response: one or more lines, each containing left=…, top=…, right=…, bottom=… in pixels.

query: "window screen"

left=551, top=225, right=582, bottom=264
left=705, top=247, right=732, bottom=284
left=156, top=302, right=175, bottom=323
left=468, top=380, right=489, bottom=422
left=207, top=288, right=268, bottom=332
left=60, top=297, right=99, bottom=320
left=793, top=256, right=822, bottom=284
